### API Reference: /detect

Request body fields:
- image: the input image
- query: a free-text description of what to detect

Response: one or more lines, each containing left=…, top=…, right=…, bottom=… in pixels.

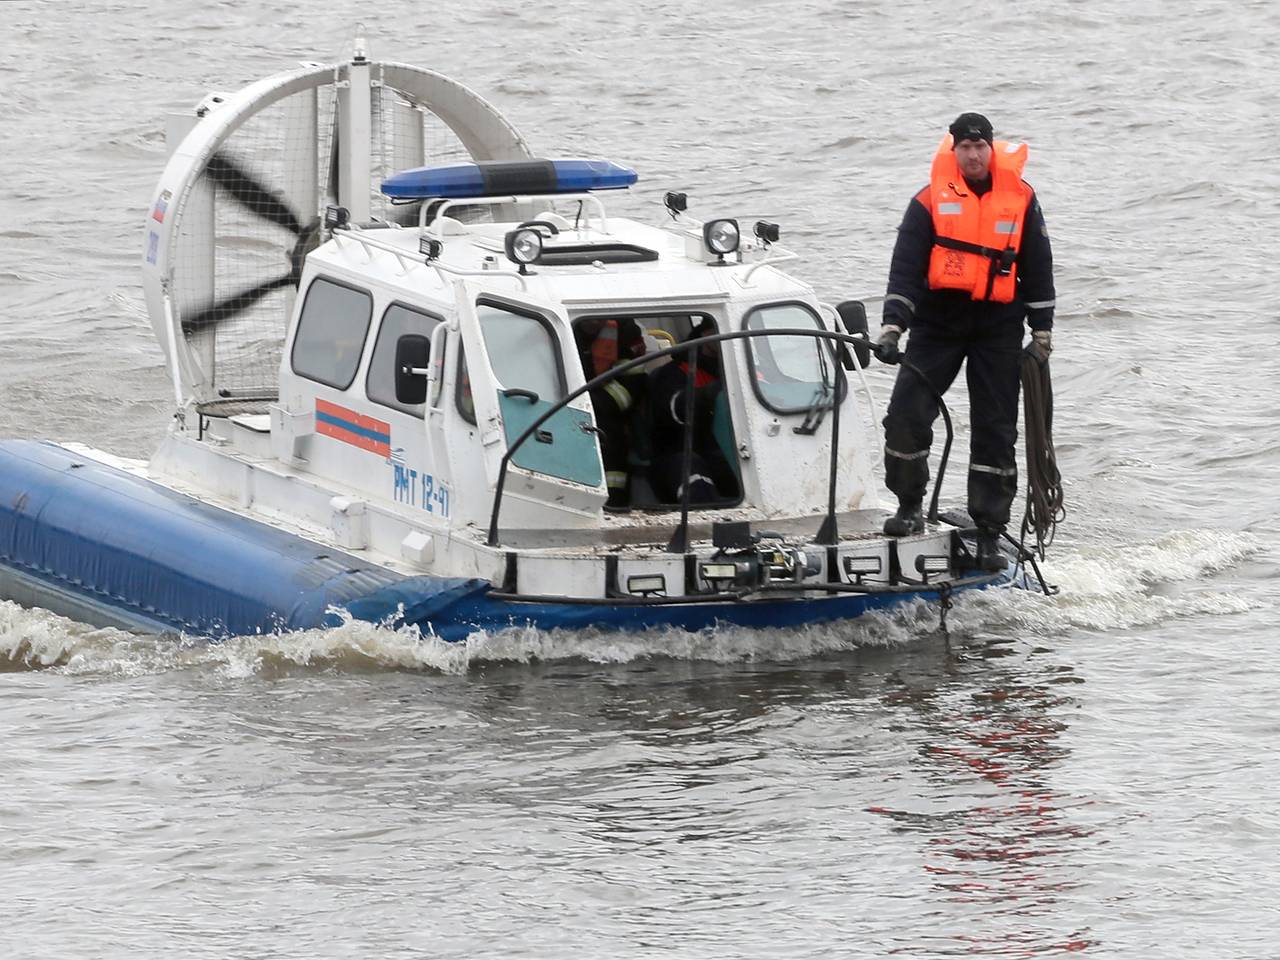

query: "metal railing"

left=486, top=327, right=956, bottom=550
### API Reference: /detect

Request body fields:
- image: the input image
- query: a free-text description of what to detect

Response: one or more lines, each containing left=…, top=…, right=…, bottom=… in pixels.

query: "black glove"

left=873, top=326, right=903, bottom=365
left=1025, top=330, right=1052, bottom=366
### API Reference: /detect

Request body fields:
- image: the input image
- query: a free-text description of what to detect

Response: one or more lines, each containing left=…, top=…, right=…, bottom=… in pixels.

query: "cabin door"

left=453, top=281, right=604, bottom=505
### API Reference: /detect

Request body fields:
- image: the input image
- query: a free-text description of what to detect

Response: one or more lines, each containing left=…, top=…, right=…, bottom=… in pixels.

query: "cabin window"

left=477, top=301, right=566, bottom=402
left=455, top=304, right=565, bottom=426
left=743, top=301, right=840, bottom=415
left=291, top=277, right=373, bottom=390
left=367, top=303, right=442, bottom=417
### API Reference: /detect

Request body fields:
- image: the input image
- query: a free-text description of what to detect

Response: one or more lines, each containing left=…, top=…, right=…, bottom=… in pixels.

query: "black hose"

left=895, top=356, right=953, bottom=524
left=1019, top=353, right=1065, bottom=559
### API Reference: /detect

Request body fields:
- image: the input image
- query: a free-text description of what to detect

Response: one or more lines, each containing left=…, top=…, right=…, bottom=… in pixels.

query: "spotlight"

left=503, top=227, right=543, bottom=274
left=699, top=562, right=739, bottom=591
left=626, top=574, right=667, bottom=597
left=702, top=218, right=740, bottom=262
left=419, top=236, right=443, bottom=261
left=324, top=205, right=350, bottom=230
left=915, top=554, right=951, bottom=581
left=664, top=191, right=688, bottom=218
left=843, top=554, right=882, bottom=585
left=753, top=220, right=780, bottom=245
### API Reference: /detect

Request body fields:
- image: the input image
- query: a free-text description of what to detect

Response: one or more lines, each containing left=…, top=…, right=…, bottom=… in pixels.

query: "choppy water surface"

left=2, top=1, right=1278, bottom=956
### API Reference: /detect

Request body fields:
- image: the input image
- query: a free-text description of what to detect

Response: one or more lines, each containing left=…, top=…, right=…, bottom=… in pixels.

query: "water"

left=2, top=1, right=1278, bottom=955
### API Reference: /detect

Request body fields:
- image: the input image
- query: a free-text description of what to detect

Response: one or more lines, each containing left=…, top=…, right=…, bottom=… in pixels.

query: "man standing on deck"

left=873, top=112, right=1055, bottom=570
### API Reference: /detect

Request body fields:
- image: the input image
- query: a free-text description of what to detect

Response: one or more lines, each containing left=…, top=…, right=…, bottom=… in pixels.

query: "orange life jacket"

left=677, top=361, right=718, bottom=389
left=590, top=320, right=621, bottom=378
left=925, top=135, right=1032, bottom=303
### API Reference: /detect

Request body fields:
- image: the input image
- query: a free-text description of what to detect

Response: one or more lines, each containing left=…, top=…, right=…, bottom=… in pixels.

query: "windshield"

left=743, top=302, right=836, bottom=414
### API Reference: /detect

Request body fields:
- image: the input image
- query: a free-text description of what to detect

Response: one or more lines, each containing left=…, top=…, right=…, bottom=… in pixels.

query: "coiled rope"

left=1019, top=353, right=1066, bottom=559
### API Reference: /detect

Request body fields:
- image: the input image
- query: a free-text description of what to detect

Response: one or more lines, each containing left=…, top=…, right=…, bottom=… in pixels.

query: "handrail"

left=429, top=261, right=528, bottom=290
left=484, top=327, right=956, bottom=548
left=330, top=228, right=420, bottom=274
left=817, top=350, right=847, bottom=545
left=738, top=248, right=799, bottom=284
left=667, top=347, right=700, bottom=553
left=329, top=226, right=530, bottom=290
left=421, top=192, right=610, bottom=239
left=817, top=300, right=881, bottom=432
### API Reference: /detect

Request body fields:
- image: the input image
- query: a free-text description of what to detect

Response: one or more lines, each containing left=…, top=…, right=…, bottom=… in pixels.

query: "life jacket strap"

left=933, top=236, right=1018, bottom=276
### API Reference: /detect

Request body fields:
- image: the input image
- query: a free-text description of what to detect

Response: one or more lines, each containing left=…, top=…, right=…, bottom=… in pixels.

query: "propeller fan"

left=180, top=152, right=322, bottom=334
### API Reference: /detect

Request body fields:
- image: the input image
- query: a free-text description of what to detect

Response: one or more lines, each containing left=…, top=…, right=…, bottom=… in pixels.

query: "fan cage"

left=174, top=79, right=477, bottom=417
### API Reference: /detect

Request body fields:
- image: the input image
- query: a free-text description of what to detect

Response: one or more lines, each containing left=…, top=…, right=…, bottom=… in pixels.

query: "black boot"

left=605, top=476, right=631, bottom=512
left=975, top=528, right=1007, bottom=572
left=883, top=501, right=924, bottom=537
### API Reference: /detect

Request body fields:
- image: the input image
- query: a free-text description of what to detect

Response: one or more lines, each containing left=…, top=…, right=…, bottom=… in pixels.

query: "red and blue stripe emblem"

left=315, top=399, right=391, bottom=458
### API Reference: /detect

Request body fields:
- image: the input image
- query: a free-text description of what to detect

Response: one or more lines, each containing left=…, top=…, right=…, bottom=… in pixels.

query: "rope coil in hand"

left=1019, top=353, right=1065, bottom=558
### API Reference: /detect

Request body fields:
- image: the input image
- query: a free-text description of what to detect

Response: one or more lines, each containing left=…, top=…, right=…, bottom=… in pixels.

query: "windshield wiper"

left=794, top=340, right=838, bottom=436
left=793, top=384, right=833, bottom=436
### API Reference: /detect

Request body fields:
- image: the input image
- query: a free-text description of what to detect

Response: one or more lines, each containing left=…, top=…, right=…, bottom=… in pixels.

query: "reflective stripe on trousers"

left=676, top=474, right=715, bottom=498
left=969, top=462, right=1017, bottom=477
left=886, top=446, right=930, bottom=461
left=603, top=380, right=632, bottom=412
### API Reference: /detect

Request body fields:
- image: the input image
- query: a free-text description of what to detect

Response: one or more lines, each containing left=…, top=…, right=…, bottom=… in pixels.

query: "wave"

left=1, top=529, right=1263, bottom=677
left=963, top=528, right=1267, bottom=634
left=0, top=598, right=944, bottom=677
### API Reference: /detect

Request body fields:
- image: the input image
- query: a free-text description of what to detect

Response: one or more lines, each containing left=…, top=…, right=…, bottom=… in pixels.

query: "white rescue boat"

left=0, top=45, right=1042, bottom=642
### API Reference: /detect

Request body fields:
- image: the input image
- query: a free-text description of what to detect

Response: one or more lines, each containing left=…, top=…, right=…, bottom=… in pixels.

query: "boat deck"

left=493, top=508, right=896, bottom=551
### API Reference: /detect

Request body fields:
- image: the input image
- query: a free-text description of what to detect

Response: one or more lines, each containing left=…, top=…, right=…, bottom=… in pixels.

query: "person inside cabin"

left=648, top=318, right=739, bottom=505
left=575, top=316, right=650, bottom=509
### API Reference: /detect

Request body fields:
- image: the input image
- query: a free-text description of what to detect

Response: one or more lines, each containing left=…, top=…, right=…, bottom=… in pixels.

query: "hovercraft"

left=0, top=43, right=1048, bottom=643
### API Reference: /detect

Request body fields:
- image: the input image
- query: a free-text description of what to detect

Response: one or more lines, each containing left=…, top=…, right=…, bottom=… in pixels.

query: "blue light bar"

left=380, top=158, right=638, bottom=200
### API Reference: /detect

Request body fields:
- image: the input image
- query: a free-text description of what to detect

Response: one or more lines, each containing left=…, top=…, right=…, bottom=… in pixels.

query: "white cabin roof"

left=305, top=213, right=810, bottom=310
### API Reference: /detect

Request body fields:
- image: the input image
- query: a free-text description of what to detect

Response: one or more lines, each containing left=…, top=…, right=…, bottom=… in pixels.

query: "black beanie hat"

left=949, top=112, right=993, bottom=146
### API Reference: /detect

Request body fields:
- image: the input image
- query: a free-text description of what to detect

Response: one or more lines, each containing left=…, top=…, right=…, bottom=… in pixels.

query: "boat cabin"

left=252, top=159, right=877, bottom=546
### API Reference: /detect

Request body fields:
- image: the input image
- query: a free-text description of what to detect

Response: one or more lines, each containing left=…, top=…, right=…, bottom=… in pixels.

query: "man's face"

left=954, top=138, right=992, bottom=181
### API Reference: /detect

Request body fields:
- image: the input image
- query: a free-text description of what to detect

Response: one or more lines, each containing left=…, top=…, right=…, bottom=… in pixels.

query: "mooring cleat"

left=883, top=503, right=924, bottom=537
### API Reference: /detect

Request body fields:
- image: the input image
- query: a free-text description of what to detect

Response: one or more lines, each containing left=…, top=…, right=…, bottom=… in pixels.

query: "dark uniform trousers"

left=883, top=321, right=1022, bottom=532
